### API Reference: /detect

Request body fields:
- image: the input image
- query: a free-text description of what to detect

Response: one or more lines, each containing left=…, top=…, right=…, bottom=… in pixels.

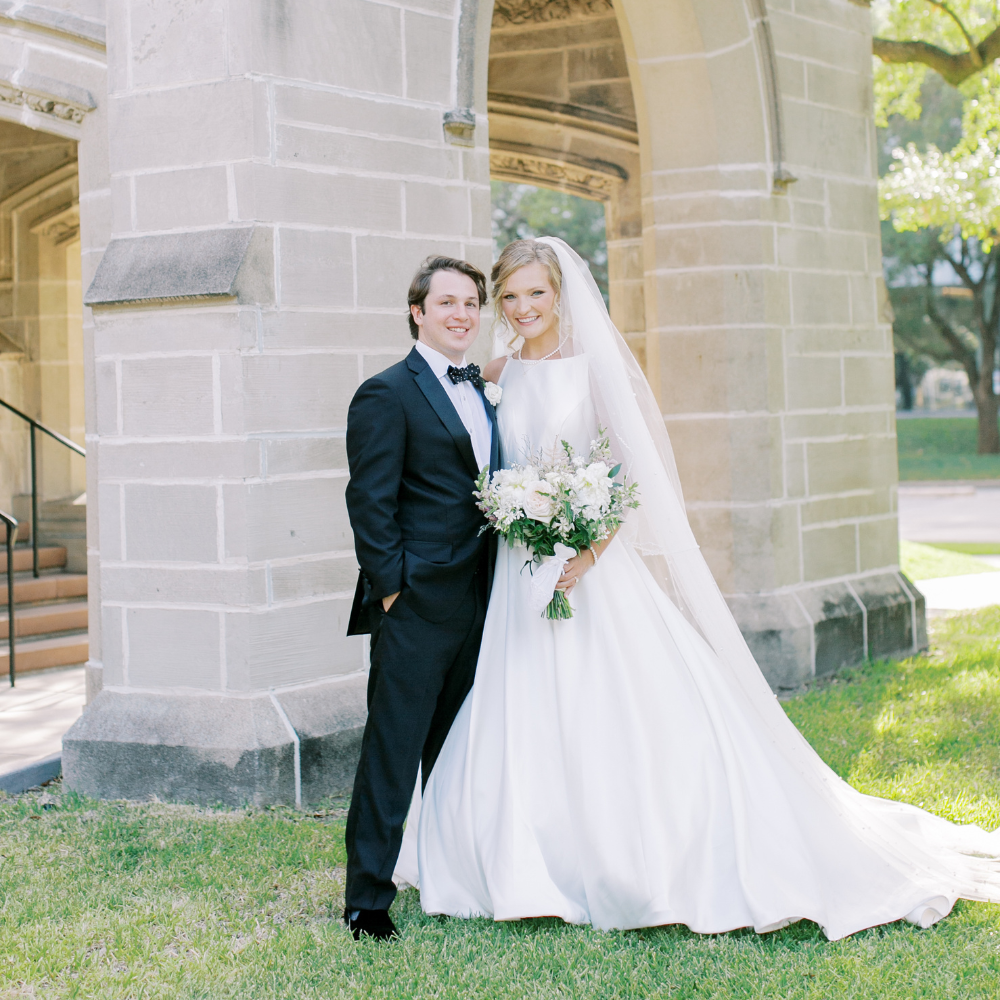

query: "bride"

left=393, top=236, right=1000, bottom=940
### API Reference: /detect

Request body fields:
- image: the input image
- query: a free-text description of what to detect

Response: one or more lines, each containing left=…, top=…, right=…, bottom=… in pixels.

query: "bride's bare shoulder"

left=483, top=357, right=507, bottom=384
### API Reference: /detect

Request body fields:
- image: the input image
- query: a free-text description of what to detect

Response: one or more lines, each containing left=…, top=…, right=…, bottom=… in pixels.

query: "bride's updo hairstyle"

left=491, top=239, right=563, bottom=349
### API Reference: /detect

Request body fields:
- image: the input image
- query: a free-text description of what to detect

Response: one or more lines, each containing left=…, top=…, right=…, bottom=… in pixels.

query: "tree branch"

left=873, top=24, right=1000, bottom=85
left=924, top=274, right=980, bottom=379
left=924, top=0, right=982, bottom=64
left=939, top=244, right=981, bottom=294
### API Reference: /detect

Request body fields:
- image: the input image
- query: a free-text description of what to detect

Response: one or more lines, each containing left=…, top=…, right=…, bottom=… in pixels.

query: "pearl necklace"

left=516, top=332, right=568, bottom=367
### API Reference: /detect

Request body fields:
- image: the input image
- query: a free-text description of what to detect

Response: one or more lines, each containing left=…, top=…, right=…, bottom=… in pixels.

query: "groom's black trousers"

left=344, top=573, right=487, bottom=912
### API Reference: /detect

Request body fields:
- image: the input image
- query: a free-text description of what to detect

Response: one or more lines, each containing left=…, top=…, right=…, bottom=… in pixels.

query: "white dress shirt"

left=415, top=340, right=493, bottom=472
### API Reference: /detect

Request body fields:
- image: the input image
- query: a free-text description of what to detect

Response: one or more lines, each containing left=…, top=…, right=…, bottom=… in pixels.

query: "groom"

left=342, top=256, right=499, bottom=941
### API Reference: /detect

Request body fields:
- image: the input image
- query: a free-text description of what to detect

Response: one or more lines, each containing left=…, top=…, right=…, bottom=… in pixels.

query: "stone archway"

left=467, top=0, right=915, bottom=685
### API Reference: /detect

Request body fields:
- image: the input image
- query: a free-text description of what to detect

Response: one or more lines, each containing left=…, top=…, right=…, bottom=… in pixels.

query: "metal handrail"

left=1, top=509, right=16, bottom=686
left=0, top=397, right=86, bottom=578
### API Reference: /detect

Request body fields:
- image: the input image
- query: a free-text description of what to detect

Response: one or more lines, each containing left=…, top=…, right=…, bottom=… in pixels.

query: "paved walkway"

left=914, top=572, right=1000, bottom=613
left=0, top=665, right=84, bottom=778
left=898, top=480, right=1000, bottom=613
left=898, top=482, right=1000, bottom=544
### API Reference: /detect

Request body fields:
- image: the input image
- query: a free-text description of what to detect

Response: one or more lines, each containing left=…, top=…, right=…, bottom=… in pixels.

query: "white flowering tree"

left=873, top=0, right=1000, bottom=452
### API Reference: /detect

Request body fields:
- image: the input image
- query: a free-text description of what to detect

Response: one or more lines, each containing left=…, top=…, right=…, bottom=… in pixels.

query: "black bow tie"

left=447, top=363, right=483, bottom=389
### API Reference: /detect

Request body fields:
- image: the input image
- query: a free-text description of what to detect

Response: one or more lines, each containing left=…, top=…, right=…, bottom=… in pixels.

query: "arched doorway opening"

left=0, top=121, right=84, bottom=535
left=485, top=1, right=646, bottom=368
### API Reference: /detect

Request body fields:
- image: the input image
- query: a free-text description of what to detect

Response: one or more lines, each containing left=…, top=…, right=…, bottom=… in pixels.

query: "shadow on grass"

left=782, top=606, right=1000, bottom=830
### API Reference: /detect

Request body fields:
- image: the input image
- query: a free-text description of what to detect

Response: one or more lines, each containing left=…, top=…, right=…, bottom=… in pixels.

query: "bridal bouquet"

left=474, top=431, right=639, bottom=619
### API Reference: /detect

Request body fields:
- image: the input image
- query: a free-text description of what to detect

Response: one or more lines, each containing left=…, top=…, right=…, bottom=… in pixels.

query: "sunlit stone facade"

left=0, top=0, right=920, bottom=804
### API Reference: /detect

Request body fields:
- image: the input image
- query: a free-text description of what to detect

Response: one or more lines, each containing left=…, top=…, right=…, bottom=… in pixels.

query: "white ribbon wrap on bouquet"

left=527, top=543, right=577, bottom=615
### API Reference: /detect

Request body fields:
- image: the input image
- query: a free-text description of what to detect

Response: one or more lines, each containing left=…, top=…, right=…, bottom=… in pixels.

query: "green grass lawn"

left=899, top=539, right=996, bottom=580
left=929, top=542, right=1000, bottom=556
left=4, top=608, right=1000, bottom=999
left=897, top=417, right=1000, bottom=480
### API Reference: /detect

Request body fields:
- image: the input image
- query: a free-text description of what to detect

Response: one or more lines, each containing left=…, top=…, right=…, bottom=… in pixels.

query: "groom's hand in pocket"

left=382, top=592, right=400, bottom=612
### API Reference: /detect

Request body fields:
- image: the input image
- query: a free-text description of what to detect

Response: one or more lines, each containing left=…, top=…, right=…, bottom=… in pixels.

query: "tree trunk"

left=973, top=376, right=1000, bottom=454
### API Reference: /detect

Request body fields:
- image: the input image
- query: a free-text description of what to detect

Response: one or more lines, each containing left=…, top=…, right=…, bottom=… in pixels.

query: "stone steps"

left=0, top=545, right=67, bottom=573
left=0, top=631, right=89, bottom=676
left=0, top=599, right=88, bottom=639
left=2, top=540, right=88, bottom=678
left=0, top=571, right=88, bottom=605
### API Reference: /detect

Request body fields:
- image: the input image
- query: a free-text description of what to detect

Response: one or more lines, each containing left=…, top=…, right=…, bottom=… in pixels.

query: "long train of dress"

left=394, top=355, right=1000, bottom=940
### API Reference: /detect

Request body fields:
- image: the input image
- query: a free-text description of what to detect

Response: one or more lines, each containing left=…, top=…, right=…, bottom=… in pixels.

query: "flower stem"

left=544, top=591, right=574, bottom=620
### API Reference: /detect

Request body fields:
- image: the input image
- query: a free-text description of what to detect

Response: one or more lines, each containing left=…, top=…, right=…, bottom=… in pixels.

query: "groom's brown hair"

left=407, top=256, right=488, bottom=339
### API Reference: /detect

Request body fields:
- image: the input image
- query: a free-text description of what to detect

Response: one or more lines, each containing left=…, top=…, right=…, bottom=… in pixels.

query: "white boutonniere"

left=483, top=382, right=502, bottom=406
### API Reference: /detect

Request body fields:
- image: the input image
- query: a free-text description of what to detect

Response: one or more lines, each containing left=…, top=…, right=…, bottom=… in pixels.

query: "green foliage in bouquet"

left=474, top=431, right=639, bottom=619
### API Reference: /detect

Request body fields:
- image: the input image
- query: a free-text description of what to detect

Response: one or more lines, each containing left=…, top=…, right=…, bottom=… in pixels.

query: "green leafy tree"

left=872, top=1, right=1000, bottom=99
left=491, top=182, right=608, bottom=301
left=880, top=136, right=1000, bottom=451
left=873, top=1, right=1000, bottom=451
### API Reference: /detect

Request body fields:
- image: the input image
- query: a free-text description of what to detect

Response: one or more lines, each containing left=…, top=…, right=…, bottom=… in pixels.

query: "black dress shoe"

left=343, top=907, right=399, bottom=942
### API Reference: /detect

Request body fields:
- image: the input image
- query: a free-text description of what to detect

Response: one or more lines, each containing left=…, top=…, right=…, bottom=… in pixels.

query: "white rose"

left=572, top=462, right=612, bottom=515
left=483, top=382, right=502, bottom=406
left=522, top=482, right=557, bottom=523
left=583, top=461, right=611, bottom=482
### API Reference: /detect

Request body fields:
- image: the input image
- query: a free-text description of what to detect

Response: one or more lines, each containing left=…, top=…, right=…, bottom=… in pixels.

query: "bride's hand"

left=556, top=549, right=596, bottom=594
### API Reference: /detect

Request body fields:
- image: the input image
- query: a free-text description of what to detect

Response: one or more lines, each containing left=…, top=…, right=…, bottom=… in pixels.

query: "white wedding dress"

left=392, top=237, right=1000, bottom=940
left=393, top=351, right=1000, bottom=941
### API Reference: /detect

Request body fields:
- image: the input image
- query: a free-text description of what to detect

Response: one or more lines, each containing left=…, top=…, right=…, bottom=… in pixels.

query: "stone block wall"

left=66, top=0, right=494, bottom=805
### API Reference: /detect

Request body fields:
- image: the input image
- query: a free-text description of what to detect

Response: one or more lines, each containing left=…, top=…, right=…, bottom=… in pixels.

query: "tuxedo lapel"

left=408, top=348, right=480, bottom=478
left=477, top=386, right=501, bottom=476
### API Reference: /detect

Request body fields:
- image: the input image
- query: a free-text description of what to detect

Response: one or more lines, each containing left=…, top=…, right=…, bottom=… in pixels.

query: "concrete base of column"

left=729, top=572, right=927, bottom=689
left=62, top=673, right=367, bottom=807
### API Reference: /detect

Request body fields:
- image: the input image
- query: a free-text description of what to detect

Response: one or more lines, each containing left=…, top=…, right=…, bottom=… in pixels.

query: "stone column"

left=616, top=0, right=923, bottom=687
left=64, top=0, right=492, bottom=805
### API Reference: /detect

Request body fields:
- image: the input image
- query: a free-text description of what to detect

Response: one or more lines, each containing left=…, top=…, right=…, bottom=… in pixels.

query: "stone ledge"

left=276, top=672, right=367, bottom=804
left=0, top=65, right=95, bottom=110
left=63, top=689, right=294, bottom=806
left=0, top=63, right=96, bottom=125
left=0, top=752, right=61, bottom=794
left=62, top=675, right=366, bottom=806
left=727, top=591, right=813, bottom=689
left=797, top=581, right=865, bottom=677
left=0, top=2, right=106, bottom=45
left=729, top=571, right=926, bottom=689
left=84, top=226, right=275, bottom=307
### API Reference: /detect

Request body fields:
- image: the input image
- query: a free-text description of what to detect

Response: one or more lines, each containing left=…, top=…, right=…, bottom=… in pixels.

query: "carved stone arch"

left=451, top=0, right=910, bottom=688
left=489, top=147, right=625, bottom=201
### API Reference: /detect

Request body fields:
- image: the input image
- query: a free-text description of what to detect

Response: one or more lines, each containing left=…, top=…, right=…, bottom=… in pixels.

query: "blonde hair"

left=491, top=240, right=563, bottom=347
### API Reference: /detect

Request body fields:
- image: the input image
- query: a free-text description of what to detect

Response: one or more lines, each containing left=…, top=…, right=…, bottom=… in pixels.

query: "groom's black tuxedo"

left=343, top=345, right=499, bottom=913
left=345, top=346, right=498, bottom=633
